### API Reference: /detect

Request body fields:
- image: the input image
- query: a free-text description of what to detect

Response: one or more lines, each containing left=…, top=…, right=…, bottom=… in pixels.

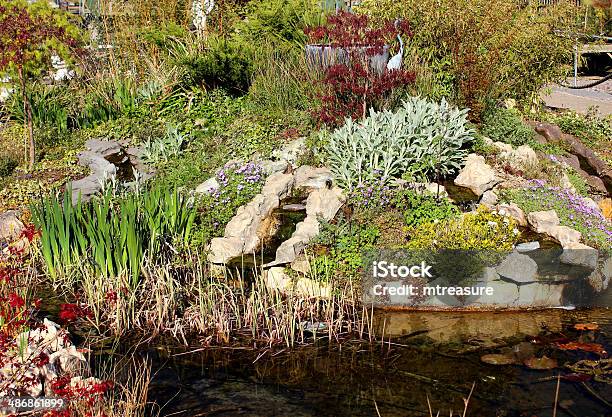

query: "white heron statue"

left=386, top=20, right=404, bottom=71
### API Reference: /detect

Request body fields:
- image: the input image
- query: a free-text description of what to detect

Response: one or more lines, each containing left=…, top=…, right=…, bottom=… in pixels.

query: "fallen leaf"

left=481, top=353, right=517, bottom=365
left=574, top=323, right=599, bottom=331
left=561, top=373, right=592, bottom=382
left=599, top=198, right=612, bottom=220
left=556, top=342, right=607, bottom=355
left=524, top=356, right=558, bottom=370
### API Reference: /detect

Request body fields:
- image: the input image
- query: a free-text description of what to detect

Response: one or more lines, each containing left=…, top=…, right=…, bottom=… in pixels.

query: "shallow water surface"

left=144, top=308, right=612, bottom=417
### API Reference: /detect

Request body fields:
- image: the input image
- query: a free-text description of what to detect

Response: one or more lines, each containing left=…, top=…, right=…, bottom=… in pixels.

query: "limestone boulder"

left=454, top=154, right=499, bottom=197
left=496, top=252, right=539, bottom=283
left=0, top=211, right=24, bottom=242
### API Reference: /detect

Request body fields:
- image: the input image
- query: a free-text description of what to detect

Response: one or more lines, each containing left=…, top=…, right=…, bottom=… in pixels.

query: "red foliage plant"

left=305, top=11, right=415, bottom=127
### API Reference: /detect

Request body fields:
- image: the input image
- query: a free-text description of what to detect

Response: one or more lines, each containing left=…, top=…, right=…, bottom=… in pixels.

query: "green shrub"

left=139, top=22, right=187, bottom=51
left=325, top=96, right=474, bottom=190
left=31, top=185, right=197, bottom=284
left=233, top=0, right=323, bottom=52
left=480, top=107, right=535, bottom=147
left=0, top=155, right=18, bottom=178
left=311, top=217, right=380, bottom=278
left=358, top=0, right=573, bottom=118
left=177, top=36, right=253, bottom=95
left=407, top=207, right=519, bottom=250
left=542, top=110, right=612, bottom=149
left=393, top=189, right=459, bottom=228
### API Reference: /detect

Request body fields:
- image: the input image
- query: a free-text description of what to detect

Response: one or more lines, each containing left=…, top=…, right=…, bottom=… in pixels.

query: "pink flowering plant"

left=504, top=180, right=612, bottom=249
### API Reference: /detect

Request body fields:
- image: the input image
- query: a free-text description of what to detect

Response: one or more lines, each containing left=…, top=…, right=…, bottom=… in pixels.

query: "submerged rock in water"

left=515, top=241, right=540, bottom=252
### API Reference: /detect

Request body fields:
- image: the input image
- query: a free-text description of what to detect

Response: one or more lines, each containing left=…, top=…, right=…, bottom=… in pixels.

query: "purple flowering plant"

left=201, top=161, right=264, bottom=236
left=349, top=175, right=393, bottom=213
left=506, top=180, right=612, bottom=249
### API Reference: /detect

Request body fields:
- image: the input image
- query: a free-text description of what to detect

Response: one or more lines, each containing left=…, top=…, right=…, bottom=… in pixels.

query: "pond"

left=138, top=306, right=611, bottom=417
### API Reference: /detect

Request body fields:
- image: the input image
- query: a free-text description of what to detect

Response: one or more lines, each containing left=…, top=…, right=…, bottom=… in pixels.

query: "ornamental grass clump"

left=325, top=96, right=474, bottom=190
left=506, top=180, right=612, bottom=249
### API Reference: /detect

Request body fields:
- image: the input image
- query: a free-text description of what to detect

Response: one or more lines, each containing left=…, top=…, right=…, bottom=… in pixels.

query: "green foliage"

left=566, top=168, right=589, bottom=197
left=542, top=110, right=612, bottom=150
left=311, top=217, right=380, bottom=278
left=0, top=155, right=18, bottom=178
left=358, top=0, right=573, bottom=118
left=325, top=97, right=474, bottom=190
left=480, top=107, right=535, bottom=147
left=407, top=207, right=519, bottom=250
left=233, top=0, right=323, bottom=52
left=141, top=124, right=188, bottom=164
left=31, top=185, right=197, bottom=284
left=247, top=45, right=317, bottom=121
left=139, top=22, right=187, bottom=51
left=393, top=189, right=459, bottom=228
left=177, top=36, right=253, bottom=95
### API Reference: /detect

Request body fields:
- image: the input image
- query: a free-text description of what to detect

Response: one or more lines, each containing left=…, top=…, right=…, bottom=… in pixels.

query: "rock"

left=208, top=237, right=244, bottom=264
left=560, top=242, right=598, bottom=269
left=548, top=226, right=581, bottom=247
left=261, top=172, right=294, bottom=199
left=413, top=182, right=448, bottom=198
left=295, top=277, right=331, bottom=298
left=583, top=197, right=601, bottom=214
left=496, top=252, right=538, bottom=283
left=272, top=137, right=306, bottom=166
left=294, top=166, right=334, bottom=191
left=516, top=282, right=564, bottom=307
left=265, top=267, right=293, bottom=291
left=500, top=145, right=538, bottom=170
left=532, top=122, right=564, bottom=144
left=291, top=255, right=311, bottom=275
left=493, top=141, right=513, bottom=153
left=497, top=203, right=528, bottom=227
left=70, top=175, right=103, bottom=204
left=599, top=198, right=612, bottom=220
left=78, top=151, right=117, bottom=177
left=195, top=177, right=220, bottom=195
left=454, top=154, right=499, bottom=197
left=305, top=186, right=344, bottom=220
left=260, top=160, right=290, bottom=175
left=535, top=123, right=612, bottom=193
left=85, top=139, right=122, bottom=159
left=586, top=269, right=609, bottom=293
left=282, top=204, right=306, bottom=212
left=480, top=190, right=498, bottom=207
left=602, top=256, right=612, bottom=282
left=270, top=217, right=320, bottom=265
left=0, top=211, right=24, bottom=242
left=473, top=279, right=520, bottom=306
left=527, top=210, right=560, bottom=233
left=559, top=172, right=577, bottom=193
left=515, top=241, right=540, bottom=252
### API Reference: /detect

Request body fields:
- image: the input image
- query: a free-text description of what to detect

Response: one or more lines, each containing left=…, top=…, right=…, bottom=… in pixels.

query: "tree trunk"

left=18, top=67, right=35, bottom=170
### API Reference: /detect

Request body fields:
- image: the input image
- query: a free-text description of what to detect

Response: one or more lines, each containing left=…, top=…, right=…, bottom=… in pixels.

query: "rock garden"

left=0, top=0, right=611, bottom=416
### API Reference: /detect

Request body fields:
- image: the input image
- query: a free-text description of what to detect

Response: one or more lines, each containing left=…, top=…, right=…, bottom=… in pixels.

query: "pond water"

left=139, top=306, right=611, bottom=417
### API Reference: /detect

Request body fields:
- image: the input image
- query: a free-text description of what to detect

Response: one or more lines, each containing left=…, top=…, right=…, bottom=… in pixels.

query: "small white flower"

left=487, top=221, right=498, bottom=228
left=513, top=228, right=519, bottom=235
